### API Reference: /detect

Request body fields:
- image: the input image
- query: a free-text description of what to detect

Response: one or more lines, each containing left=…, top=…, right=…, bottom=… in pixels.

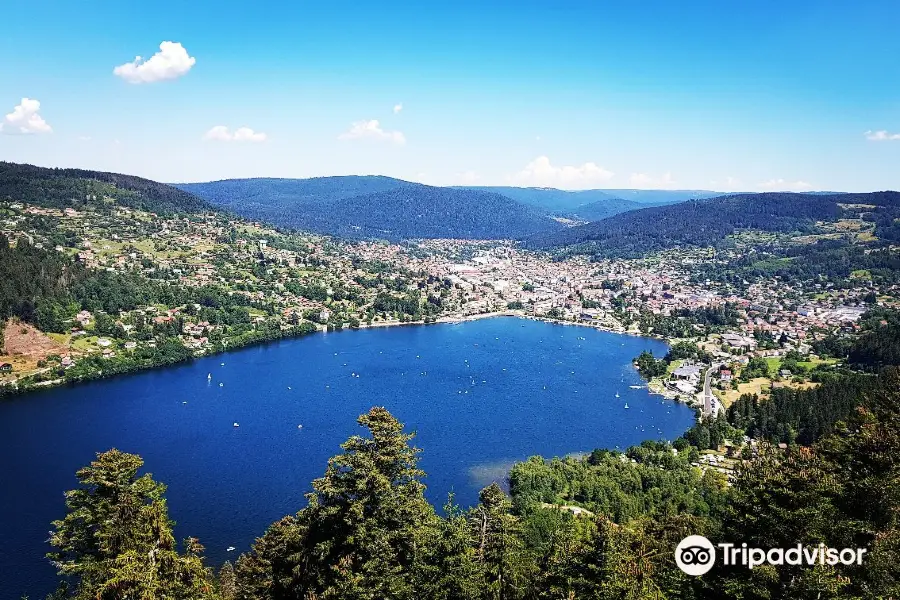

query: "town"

left=3, top=198, right=895, bottom=442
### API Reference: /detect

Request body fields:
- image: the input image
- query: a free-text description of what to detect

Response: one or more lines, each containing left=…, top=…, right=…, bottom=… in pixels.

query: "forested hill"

left=599, top=188, right=723, bottom=204
left=0, top=162, right=209, bottom=214
left=283, top=185, right=565, bottom=240
left=175, top=175, right=415, bottom=209
left=455, top=186, right=636, bottom=214
left=529, top=191, right=900, bottom=257
left=455, top=186, right=720, bottom=220
left=178, top=177, right=565, bottom=240
left=572, top=197, right=645, bottom=221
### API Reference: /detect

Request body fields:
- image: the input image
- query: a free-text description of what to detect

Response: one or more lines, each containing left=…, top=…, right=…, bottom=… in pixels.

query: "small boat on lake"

left=624, top=403, right=629, bottom=409
left=233, top=422, right=239, bottom=427
left=227, top=546, right=235, bottom=552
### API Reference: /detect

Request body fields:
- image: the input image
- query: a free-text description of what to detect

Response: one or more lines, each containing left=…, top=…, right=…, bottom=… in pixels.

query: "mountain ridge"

left=528, top=191, right=900, bottom=257
left=176, top=177, right=732, bottom=237
left=177, top=176, right=567, bottom=240
left=0, top=162, right=210, bottom=214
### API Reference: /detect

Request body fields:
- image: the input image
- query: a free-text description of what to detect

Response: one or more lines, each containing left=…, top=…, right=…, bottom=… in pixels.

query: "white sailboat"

left=624, top=403, right=629, bottom=409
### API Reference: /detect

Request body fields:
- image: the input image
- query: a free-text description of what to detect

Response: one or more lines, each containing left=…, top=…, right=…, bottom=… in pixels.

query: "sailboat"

left=615, top=392, right=620, bottom=398
left=624, top=403, right=629, bottom=409
left=207, top=373, right=212, bottom=380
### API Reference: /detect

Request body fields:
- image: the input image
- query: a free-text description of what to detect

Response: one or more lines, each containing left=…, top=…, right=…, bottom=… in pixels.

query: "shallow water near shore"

left=0, top=316, right=694, bottom=599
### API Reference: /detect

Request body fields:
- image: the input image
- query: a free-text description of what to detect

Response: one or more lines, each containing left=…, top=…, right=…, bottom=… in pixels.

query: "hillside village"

left=2, top=198, right=897, bottom=421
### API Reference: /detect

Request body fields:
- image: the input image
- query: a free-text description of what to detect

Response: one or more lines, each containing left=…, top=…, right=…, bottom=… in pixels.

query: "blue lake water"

left=0, top=316, right=694, bottom=598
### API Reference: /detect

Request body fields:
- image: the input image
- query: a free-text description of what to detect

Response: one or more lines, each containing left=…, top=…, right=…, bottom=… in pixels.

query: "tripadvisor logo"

left=675, top=536, right=868, bottom=576
left=676, top=535, right=716, bottom=575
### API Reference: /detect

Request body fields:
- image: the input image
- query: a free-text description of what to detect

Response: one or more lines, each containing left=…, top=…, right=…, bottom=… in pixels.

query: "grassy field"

left=47, top=332, right=71, bottom=345
left=716, top=377, right=772, bottom=406
left=71, top=335, right=102, bottom=352
left=763, top=356, right=837, bottom=377
left=857, top=231, right=878, bottom=242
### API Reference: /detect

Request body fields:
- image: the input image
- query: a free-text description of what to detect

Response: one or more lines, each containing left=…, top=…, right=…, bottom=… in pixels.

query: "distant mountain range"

left=454, top=186, right=638, bottom=216
left=454, top=186, right=722, bottom=221
left=176, top=177, right=564, bottom=240
left=175, top=176, right=414, bottom=209
left=176, top=176, right=729, bottom=239
left=528, top=191, right=900, bottom=258
left=4, top=163, right=891, bottom=249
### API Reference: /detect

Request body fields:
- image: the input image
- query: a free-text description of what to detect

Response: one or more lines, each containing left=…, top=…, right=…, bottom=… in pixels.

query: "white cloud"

left=709, top=176, right=742, bottom=190
left=628, top=172, right=676, bottom=189
left=865, top=130, right=900, bottom=141
left=338, top=119, right=406, bottom=144
left=393, top=103, right=403, bottom=114
left=1, top=98, right=52, bottom=134
left=203, top=125, right=267, bottom=142
left=457, top=170, right=480, bottom=184
left=113, top=41, right=196, bottom=84
left=629, top=173, right=652, bottom=186
left=757, top=178, right=813, bottom=192
left=510, top=156, right=614, bottom=189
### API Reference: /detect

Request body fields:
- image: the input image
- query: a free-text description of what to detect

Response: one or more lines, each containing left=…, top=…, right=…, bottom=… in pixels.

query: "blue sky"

left=1, top=0, right=898, bottom=191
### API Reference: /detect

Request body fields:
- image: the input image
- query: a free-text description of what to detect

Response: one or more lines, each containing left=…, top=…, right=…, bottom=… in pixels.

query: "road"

left=703, top=363, right=722, bottom=417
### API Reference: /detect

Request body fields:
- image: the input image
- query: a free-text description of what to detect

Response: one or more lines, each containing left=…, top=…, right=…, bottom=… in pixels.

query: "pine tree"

left=233, top=515, right=307, bottom=600
left=413, top=496, right=482, bottom=600
left=235, top=407, right=437, bottom=600
left=46, top=449, right=217, bottom=599
left=470, top=483, right=534, bottom=600
left=218, top=561, right=236, bottom=600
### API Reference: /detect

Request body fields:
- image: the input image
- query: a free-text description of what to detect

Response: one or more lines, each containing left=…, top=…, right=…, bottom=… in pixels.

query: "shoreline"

left=1, top=311, right=674, bottom=399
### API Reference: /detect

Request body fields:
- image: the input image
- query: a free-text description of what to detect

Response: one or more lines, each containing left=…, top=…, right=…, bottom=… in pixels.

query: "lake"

left=0, top=316, right=694, bottom=598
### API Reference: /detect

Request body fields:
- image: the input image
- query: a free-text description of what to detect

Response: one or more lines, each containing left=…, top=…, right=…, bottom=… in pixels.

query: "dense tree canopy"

left=179, top=178, right=563, bottom=241
left=530, top=191, right=900, bottom=260
left=0, top=161, right=209, bottom=214
left=47, top=449, right=217, bottom=599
